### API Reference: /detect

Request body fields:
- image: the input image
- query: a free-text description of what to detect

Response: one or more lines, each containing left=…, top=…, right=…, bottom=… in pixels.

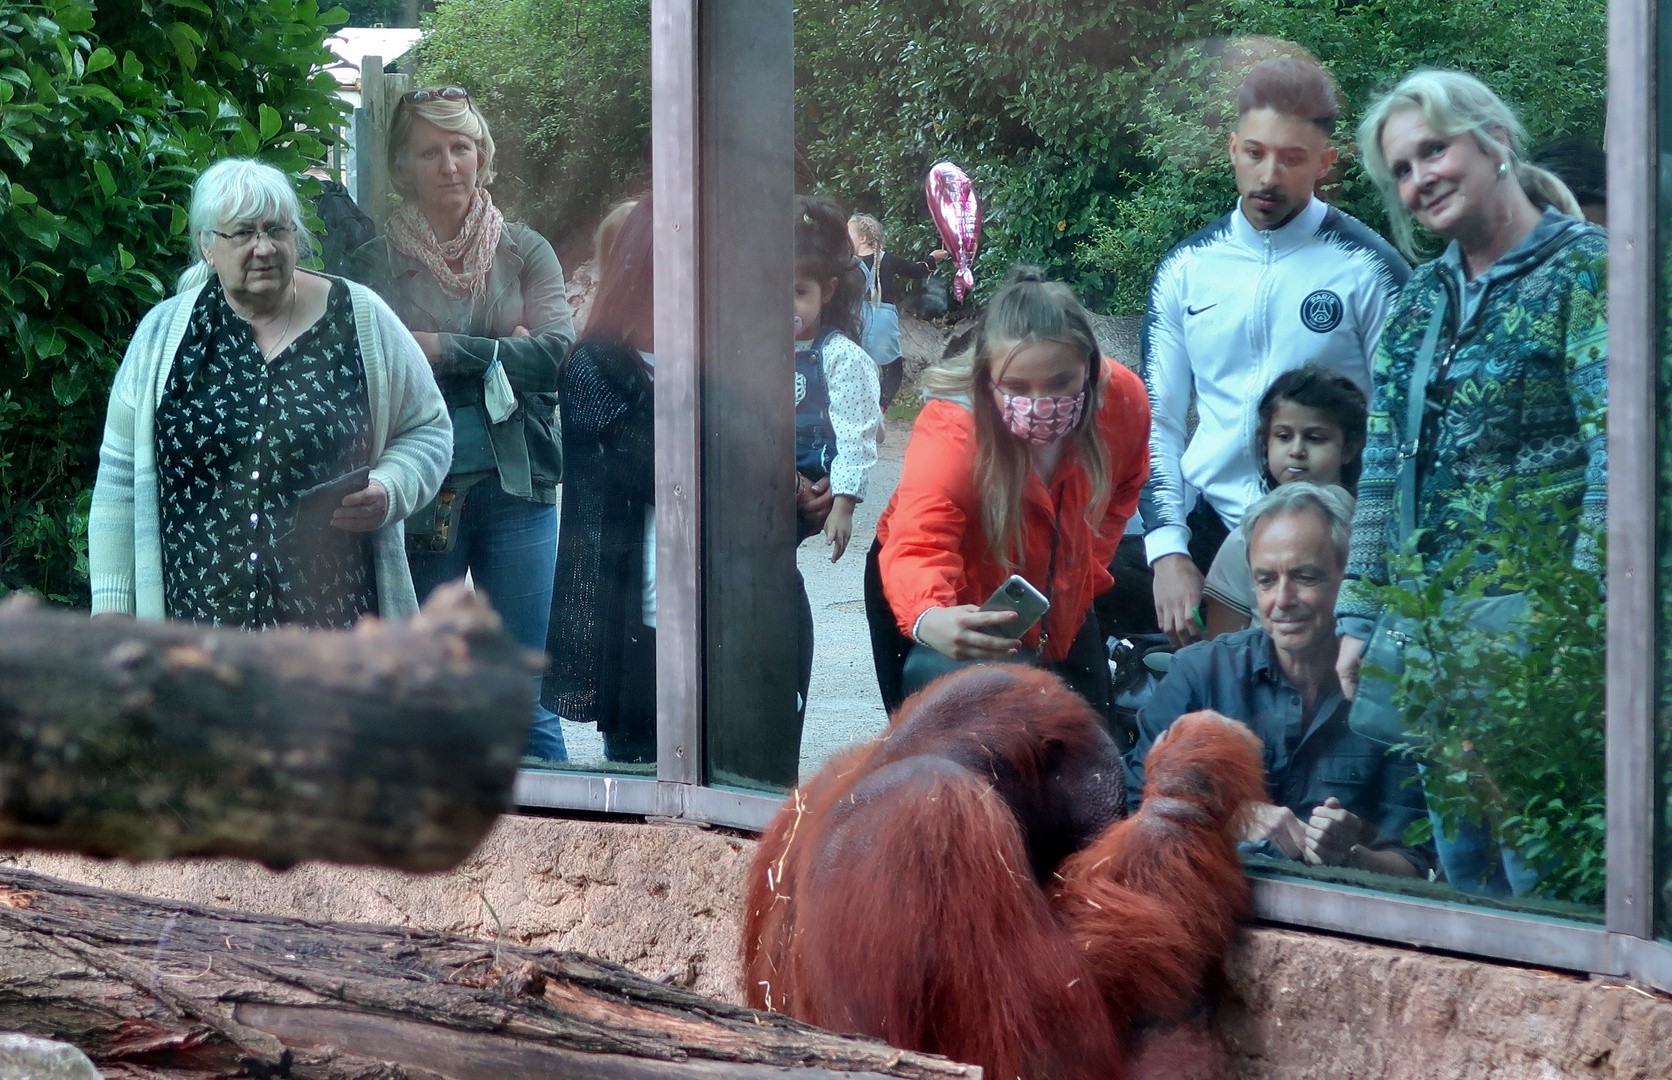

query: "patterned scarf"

left=385, top=187, right=505, bottom=300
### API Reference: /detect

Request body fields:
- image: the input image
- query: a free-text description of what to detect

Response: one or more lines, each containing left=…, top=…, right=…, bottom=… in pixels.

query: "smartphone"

left=979, top=574, right=1050, bottom=639
left=292, top=466, right=372, bottom=532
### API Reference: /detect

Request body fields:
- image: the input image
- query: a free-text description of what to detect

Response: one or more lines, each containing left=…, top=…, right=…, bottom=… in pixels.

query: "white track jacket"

left=1138, top=196, right=1409, bottom=564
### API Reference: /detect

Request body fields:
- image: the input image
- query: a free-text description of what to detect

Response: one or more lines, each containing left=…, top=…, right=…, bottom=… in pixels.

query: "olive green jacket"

left=349, top=221, right=574, bottom=502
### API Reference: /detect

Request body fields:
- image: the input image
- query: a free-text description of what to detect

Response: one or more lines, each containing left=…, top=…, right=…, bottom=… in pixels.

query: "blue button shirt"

left=1127, top=627, right=1433, bottom=873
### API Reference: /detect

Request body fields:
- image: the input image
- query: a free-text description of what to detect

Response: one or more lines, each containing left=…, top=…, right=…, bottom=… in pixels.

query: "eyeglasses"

left=212, top=224, right=296, bottom=247
left=402, top=87, right=470, bottom=105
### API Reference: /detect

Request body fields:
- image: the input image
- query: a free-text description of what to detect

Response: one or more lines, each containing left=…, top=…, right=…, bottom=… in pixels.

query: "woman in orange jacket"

left=864, top=267, right=1150, bottom=714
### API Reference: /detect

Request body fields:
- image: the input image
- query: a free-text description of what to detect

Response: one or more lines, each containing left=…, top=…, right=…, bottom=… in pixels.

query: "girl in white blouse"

left=793, top=195, right=882, bottom=563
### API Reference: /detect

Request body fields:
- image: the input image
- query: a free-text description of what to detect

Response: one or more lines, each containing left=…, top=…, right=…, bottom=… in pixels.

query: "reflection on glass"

left=784, top=39, right=1611, bottom=920
left=351, top=10, right=653, bottom=774
left=1245, top=65, right=1609, bottom=913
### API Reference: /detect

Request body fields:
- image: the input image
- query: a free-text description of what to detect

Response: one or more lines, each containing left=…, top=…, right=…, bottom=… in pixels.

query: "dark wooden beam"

left=0, top=584, right=536, bottom=871
left=0, top=868, right=977, bottom=1079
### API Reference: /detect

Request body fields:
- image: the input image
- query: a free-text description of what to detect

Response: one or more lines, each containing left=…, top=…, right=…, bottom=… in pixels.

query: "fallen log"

left=0, top=585, right=536, bottom=872
left=0, top=868, right=977, bottom=1080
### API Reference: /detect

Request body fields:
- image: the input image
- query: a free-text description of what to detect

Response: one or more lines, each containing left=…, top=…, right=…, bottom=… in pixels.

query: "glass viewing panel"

left=712, top=14, right=1615, bottom=918
left=364, top=18, right=656, bottom=776
left=1657, top=0, right=1672, bottom=944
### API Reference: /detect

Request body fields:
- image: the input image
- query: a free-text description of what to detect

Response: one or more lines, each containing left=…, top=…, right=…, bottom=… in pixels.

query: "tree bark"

left=0, top=585, right=537, bottom=872
left=0, top=868, right=977, bottom=1080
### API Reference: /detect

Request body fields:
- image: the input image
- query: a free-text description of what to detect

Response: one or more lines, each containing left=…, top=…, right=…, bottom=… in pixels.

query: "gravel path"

left=795, top=415, right=909, bottom=780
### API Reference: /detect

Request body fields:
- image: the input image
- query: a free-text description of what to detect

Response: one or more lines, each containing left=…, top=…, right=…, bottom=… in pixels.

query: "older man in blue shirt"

left=1127, top=483, right=1431, bottom=878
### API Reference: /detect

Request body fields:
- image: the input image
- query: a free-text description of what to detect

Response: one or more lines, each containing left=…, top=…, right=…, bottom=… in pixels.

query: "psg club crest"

left=1300, top=289, right=1344, bottom=333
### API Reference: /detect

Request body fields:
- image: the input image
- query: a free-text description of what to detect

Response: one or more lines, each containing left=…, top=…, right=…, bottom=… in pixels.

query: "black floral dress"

left=156, top=277, right=377, bottom=629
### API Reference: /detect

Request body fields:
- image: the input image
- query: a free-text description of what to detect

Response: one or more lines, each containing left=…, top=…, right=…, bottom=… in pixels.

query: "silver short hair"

left=177, top=158, right=315, bottom=292
left=1242, top=482, right=1356, bottom=567
left=1357, top=69, right=1581, bottom=260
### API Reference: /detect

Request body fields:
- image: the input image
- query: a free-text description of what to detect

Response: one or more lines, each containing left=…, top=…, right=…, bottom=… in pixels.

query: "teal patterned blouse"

left=1336, top=210, right=1608, bottom=632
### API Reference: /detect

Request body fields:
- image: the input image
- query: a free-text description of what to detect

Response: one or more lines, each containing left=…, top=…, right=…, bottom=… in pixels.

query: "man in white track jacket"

left=1138, top=55, right=1409, bottom=646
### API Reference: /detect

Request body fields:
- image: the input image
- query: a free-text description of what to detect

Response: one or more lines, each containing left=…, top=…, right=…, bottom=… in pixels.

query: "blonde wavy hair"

left=387, top=91, right=497, bottom=199
left=1356, top=69, right=1581, bottom=260
left=921, top=267, right=1109, bottom=566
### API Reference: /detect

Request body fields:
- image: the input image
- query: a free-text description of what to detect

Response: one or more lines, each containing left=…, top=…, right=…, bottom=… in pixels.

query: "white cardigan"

left=89, top=276, right=453, bottom=619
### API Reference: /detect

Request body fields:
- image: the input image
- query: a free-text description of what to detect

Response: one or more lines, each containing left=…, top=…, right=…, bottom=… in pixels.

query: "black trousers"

left=1092, top=500, right=1232, bottom=637
left=865, top=537, right=1111, bottom=717
left=878, top=359, right=904, bottom=410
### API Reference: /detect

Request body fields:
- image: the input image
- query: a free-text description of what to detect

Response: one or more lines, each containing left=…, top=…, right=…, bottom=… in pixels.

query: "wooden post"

left=362, top=62, right=416, bottom=231
left=0, top=585, right=537, bottom=872
left=363, top=57, right=389, bottom=227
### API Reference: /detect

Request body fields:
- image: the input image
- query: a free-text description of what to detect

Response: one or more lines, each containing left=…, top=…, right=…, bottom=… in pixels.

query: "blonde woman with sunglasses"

left=350, top=86, right=577, bottom=763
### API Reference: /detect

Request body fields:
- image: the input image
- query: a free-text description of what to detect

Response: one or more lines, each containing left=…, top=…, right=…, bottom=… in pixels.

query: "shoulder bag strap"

left=1397, top=287, right=1450, bottom=546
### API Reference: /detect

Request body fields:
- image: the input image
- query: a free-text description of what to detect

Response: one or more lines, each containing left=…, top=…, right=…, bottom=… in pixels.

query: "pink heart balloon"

left=925, top=162, right=982, bottom=302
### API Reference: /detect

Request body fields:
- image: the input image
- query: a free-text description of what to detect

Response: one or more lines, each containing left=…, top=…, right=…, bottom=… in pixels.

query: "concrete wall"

left=6, top=814, right=1670, bottom=1078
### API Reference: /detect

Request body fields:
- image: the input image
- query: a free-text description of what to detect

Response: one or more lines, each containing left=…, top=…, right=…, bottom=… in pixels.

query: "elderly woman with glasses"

left=350, top=86, right=576, bottom=764
left=89, top=157, right=451, bottom=628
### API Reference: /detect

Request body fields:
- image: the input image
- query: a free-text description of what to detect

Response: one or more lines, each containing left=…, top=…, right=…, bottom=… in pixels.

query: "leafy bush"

left=1366, top=478, right=1606, bottom=905
left=793, top=0, right=1221, bottom=308
left=339, top=0, right=404, bottom=26
left=415, top=0, right=1602, bottom=313
left=0, top=0, right=349, bottom=603
left=417, top=0, right=650, bottom=252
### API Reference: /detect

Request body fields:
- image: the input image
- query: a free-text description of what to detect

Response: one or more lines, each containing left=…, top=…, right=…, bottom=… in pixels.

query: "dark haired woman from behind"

left=1201, top=364, right=1367, bottom=638
left=544, top=196, right=658, bottom=765
left=864, top=267, right=1150, bottom=714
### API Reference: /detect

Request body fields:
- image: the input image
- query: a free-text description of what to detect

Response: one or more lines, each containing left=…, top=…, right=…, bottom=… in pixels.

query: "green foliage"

left=339, top=0, right=405, bottom=26
left=417, top=0, right=649, bottom=250
left=0, top=0, right=349, bottom=603
left=1074, top=161, right=1236, bottom=317
left=415, top=0, right=1602, bottom=313
left=794, top=0, right=1219, bottom=308
left=1367, top=478, right=1606, bottom=905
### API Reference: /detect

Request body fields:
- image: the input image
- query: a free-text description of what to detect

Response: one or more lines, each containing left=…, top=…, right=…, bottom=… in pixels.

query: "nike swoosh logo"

left=1186, top=304, right=1218, bottom=316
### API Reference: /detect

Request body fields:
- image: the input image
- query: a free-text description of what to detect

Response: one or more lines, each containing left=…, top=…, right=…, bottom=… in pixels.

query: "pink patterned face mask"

left=998, top=387, right=1086, bottom=446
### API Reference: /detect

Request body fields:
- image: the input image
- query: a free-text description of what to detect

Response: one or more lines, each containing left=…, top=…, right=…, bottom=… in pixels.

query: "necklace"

left=257, top=278, right=299, bottom=361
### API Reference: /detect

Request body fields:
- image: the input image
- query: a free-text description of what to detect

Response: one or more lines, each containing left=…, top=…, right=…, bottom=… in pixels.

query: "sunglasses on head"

left=402, top=86, right=470, bottom=105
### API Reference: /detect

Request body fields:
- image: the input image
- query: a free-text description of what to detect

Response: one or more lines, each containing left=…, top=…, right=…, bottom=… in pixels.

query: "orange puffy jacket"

left=876, top=360, right=1150, bottom=663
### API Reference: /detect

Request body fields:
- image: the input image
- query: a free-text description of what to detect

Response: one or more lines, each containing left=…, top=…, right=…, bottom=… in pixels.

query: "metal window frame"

left=513, top=0, right=791, bottom=836
left=514, top=0, right=1672, bottom=994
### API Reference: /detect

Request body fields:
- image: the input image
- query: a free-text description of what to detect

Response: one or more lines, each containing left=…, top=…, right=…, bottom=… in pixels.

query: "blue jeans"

left=1430, top=809, right=1543, bottom=898
left=409, top=479, right=566, bottom=762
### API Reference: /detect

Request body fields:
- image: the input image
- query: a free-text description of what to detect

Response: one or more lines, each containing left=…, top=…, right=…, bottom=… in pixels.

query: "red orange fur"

left=742, top=665, right=1267, bottom=1080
